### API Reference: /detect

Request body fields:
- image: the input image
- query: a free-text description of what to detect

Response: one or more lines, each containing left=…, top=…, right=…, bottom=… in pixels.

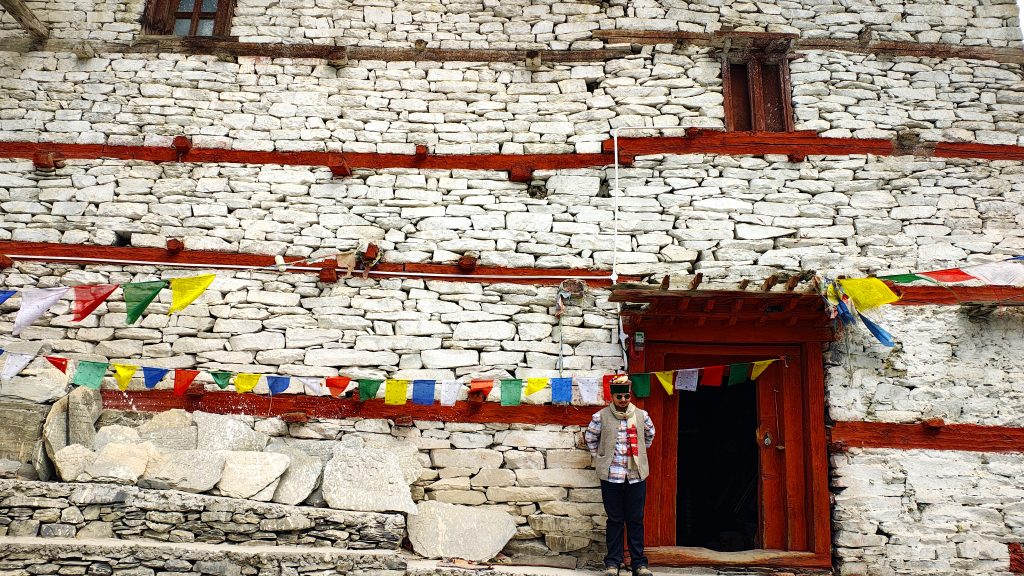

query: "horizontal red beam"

left=1010, top=543, right=1024, bottom=574
left=890, top=285, right=1024, bottom=306
left=5, top=131, right=1024, bottom=174
left=0, top=241, right=624, bottom=286
left=831, top=420, right=1024, bottom=453
left=101, top=389, right=595, bottom=427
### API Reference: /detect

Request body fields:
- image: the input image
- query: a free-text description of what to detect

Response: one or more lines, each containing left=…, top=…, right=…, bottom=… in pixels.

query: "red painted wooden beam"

left=1009, top=543, right=1024, bottom=574
left=0, top=241, right=624, bottom=286
left=890, top=285, right=1024, bottom=306
left=101, top=389, right=595, bottom=427
left=831, top=421, right=1024, bottom=453
left=4, top=131, right=1024, bottom=171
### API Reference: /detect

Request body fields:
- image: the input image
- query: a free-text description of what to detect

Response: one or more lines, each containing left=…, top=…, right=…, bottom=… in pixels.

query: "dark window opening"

left=141, top=0, right=234, bottom=37
left=676, top=371, right=759, bottom=550
left=723, top=57, right=793, bottom=132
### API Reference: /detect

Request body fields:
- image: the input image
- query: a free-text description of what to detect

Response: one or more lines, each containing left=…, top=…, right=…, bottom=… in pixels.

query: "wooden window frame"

left=722, top=54, right=795, bottom=133
left=141, top=0, right=235, bottom=37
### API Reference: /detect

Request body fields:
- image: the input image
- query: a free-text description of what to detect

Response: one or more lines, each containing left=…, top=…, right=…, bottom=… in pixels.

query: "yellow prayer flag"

left=235, top=373, right=261, bottom=393
left=168, top=275, right=216, bottom=315
left=751, top=360, right=775, bottom=380
left=654, top=371, right=674, bottom=395
left=385, top=379, right=409, bottom=405
left=525, top=377, right=549, bottom=396
left=837, top=278, right=900, bottom=311
left=112, top=363, right=138, bottom=391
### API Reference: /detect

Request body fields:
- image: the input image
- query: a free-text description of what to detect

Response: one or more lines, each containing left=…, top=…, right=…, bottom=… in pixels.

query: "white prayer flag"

left=1, top=353, right=34, bottom=381
left=674, top=369, right=699, bottom=392
left=298, top=377, right=325, bottom=396
left=13, top=287, right=69, bottom=336
left=439, top=380, right=460, bottom=406
left=576, top=376, right=603, bottom=405
left=964, top=261, right=1024, bottom=287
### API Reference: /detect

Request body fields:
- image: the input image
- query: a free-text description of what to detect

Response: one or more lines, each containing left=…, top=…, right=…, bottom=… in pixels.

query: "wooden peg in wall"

left=166, top=238, right=184, bottom=254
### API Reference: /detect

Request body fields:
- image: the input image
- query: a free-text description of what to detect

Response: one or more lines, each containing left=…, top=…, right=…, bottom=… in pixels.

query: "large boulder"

left=141, top=449, right=226, bottom=492
left=68, top=387, right=102, bottom=448
left=93, top=425, right=140, bottom=451
left=265, top=446, right=323, bottom=506
left=194, top=412, right=268, bottom=451
left=83, top=442, right=155, bottom=484
left=321, top=445, right=417, bottom=514
left=342, top=433, right=423, bottom=484
left=215, top=451, right=290, bottom=499
left=53, top=444, right=95, bottom=481
left=42, top=395, right=69, bottom=461
left=408, top=500, right=517, bottom=562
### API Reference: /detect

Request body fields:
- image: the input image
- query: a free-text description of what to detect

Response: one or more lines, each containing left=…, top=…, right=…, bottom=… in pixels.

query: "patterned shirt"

left=584, top=409, right=656, bottom=484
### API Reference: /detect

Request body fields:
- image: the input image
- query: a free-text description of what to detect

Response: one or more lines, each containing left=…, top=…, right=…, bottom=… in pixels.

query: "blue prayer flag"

left=266, top=375, right=290, bottom=395
left=412, top=380, right=436, bottom=405
left=0, top=290, right=15, bottom=305
left=551, top=378, right=572, bottom=403
left=142, top=367, right=169, bottom=389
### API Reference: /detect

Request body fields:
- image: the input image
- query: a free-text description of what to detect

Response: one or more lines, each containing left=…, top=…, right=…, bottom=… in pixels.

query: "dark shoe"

left=634, top=567, right=654, bottom=576
left=602, top=566, right=619, bottom=576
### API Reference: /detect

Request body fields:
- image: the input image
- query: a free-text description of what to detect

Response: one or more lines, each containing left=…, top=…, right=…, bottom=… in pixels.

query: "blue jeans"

left=601, top=479, right=648, bottom=570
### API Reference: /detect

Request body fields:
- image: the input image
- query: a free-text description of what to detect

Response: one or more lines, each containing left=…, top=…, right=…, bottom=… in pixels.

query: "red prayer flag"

left=72, top=284, right=119, bottom=322
left=602, top=374, right=614, bottom=401
left=700, top=365, right=725, bottom=387
left=919, top=268, right=976, bottom=283
left=325, top=376, right=351, bottom=398
left=45, top=356, right=68, bottom=373
left=469, top=379, right=493, bottom=398
left=173, top=369, right=200, bottom=396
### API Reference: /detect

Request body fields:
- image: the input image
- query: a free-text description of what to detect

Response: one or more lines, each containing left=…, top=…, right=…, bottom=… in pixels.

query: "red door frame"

left=624, top=312, right=831, bottom=569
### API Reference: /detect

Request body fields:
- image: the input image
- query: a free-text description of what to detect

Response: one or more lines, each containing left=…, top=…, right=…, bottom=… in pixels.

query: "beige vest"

left=593, top=405, right=650, bottom=481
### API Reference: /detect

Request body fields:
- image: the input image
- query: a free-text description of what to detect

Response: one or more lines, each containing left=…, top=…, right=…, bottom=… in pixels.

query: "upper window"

left=723, top=57, right=793, bottom=132
left=142, top=0, right=234, bottom=37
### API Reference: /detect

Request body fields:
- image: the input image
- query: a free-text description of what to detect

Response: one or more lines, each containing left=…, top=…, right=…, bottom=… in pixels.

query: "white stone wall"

left=2, top=154, right=1024, bottom=278
left=832, top=448, right=1022, bottom=576
left=1, top=0, right=1019, bottom=48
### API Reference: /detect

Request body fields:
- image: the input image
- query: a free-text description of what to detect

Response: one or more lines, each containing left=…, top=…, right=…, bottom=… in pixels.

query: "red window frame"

left=723, top=55, right=795, bottom=133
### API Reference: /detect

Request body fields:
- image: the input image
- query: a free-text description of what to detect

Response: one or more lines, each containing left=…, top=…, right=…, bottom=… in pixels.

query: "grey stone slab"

left=408, top=500, right=517, bottom=562
left=322, top=446, right=416, bottom=514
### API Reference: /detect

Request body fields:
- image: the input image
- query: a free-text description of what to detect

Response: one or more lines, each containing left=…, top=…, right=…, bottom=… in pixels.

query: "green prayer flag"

left=629, top=373, right=651, bottom=398
left=210, top=371, right=232, bottom=390
left=123, top=280, right=168, bottom=324
left=357, top=379, right=383, bottom=401
left=500, top=379, right=522, bottom=406
left=727, top=363, right=751, bottom=386
left=73, top=361, right=108, bottom=390
left=878, top=274, right=930, bottom=284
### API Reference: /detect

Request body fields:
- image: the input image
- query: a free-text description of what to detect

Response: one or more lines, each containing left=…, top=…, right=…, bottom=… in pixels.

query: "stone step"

left=0, top=479, right=403, bottom=549
left=0, top=537, right=406, bottom=575
left=407, top=559, right=788, bottom=576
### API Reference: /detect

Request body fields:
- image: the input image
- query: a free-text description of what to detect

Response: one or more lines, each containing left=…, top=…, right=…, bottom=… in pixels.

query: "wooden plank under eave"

left=0, top=0, right=48, bottom=39
left=831, top=421, right=1024, bottom=453
left=644, top=547, right=831, bottom=569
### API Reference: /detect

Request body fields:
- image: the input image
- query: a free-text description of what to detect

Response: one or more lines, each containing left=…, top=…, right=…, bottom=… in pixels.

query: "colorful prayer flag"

left=860, top=313, right=895, bottom=347
left=210, top=371, right=233, bottom=390
left=963, top=261, right=1024, bottom=286
left=576, top=376, right=602, bottom=405
left=234, top=373, right=261, bottom=393
left=1, top=353, right=34, bottom=381
left=629, top=373, right=651, bottom=398
left=0, top=290, right=15, bottom=305
left=700, top=365, right=725, bottom=387
left=919, top=268, right=975, bottom=283
left=551, top=377, right=573, bottom=403
left=142, top=367, right=169, bottom=389
left=750, top=360, right=774, bottom=380
left=726, top=363, right=751, bottom=386
left=325, top=376, right=351, bottom=397
left=298, top=377, right=324, bottom=396
left=168, top=275, right=215, bottom=315
left=72, top=284, right=118, bottom=322
left=601, top=374, right=613, bottom=401
left=13, top=287, right=69, bottom=336
left=412, top=379, right=436, bottom=405
left=357, top=379, right=383, bottom=401
left=112, top=363, right=138, bottom=391
left=384, top=379, right=408, bottom=405
left=674, top=369, right=698, bottom=391
left=439, top=380, right=460, bottom=406
left=45, top=356, right=68, bottom=374
left=654, top=371, right=674, bottom=395
left=500, top=379, right=522, bottom=406
left=525, top=377, right=549, bottom=396
left=123, top=280, right=168, bottom=324
left=266, top=375, right=290, bottom=395
left=73, top=360, right=107, bottom=390
left=174, top=369, right=200, bottom=396
left=469, top=379, right=494, bottom=399
left=837, top=278, right=900, bottom=311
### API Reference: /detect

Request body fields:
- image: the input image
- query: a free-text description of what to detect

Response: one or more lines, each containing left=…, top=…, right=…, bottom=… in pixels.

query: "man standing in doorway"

left=585, top=374, right=656, bottom=576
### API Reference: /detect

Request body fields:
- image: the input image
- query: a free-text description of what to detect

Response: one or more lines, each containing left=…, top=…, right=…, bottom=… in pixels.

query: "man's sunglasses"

left=613, top=393, right=631, bottom=400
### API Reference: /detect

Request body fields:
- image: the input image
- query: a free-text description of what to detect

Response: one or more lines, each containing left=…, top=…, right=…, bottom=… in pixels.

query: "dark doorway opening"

left=676, top=380, right=759, bottom=550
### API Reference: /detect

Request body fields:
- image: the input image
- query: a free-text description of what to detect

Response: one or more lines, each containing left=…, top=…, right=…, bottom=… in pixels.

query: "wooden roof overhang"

left=610, top=286, right=835, bottom=343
